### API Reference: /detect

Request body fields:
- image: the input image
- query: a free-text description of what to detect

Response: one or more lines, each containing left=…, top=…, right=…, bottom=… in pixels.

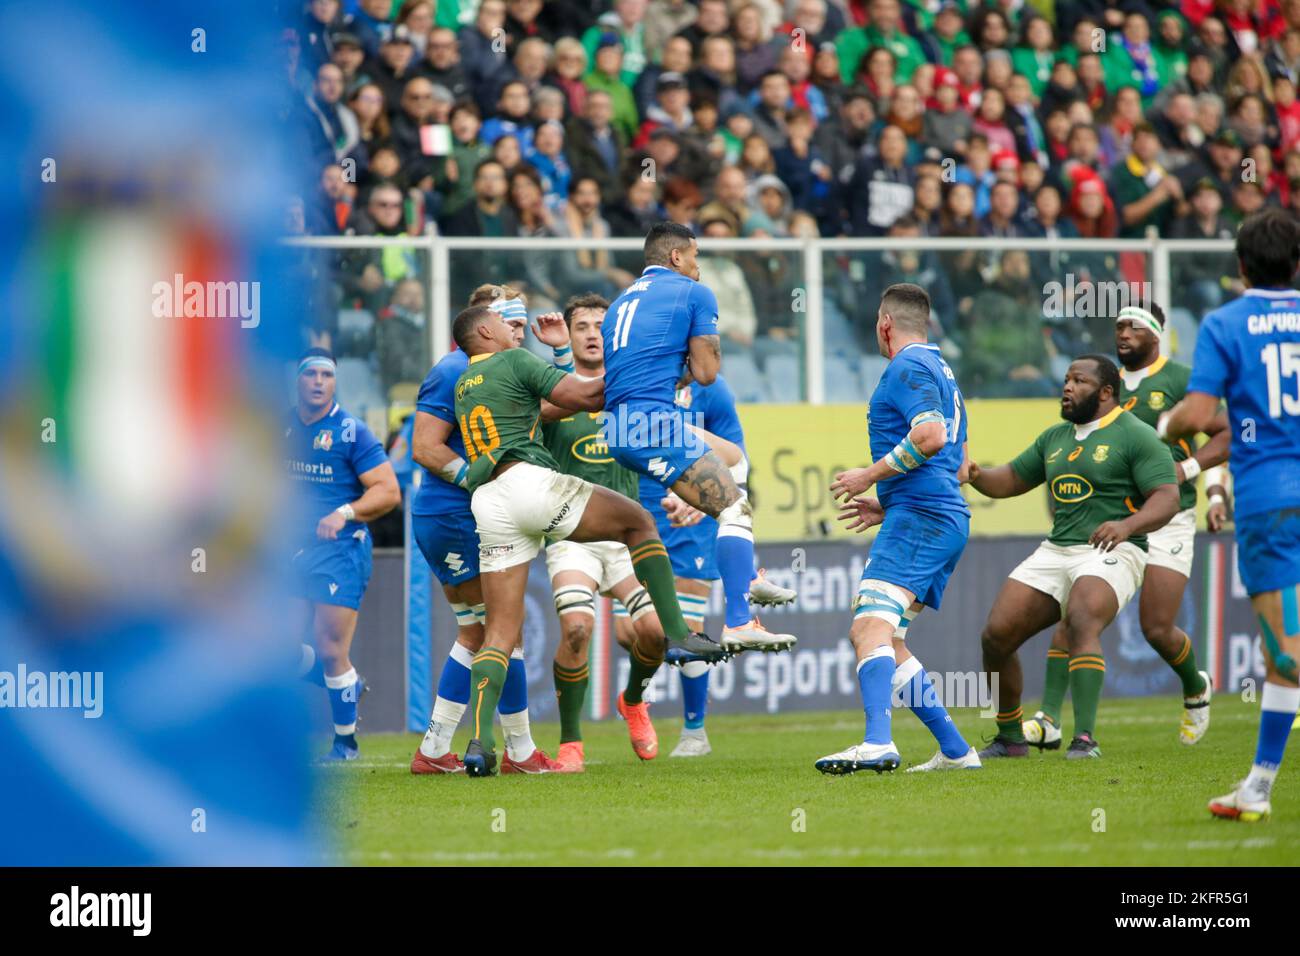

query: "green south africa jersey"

left=454, top=348, right=567, bottom=491
left=543, top=411, right=640, bottom=501
left=1010, top=406, right=1177, bottom=551
left=1118, top=355, right=1196, bottom=510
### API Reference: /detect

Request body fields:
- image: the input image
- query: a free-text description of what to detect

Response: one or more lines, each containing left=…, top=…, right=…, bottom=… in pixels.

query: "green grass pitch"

left=317, top=694, right=1300, bottom=866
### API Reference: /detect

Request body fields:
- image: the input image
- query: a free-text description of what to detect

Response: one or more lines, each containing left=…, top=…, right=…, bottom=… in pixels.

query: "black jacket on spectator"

left=847, top=158, right=915, bottom=236
left=417, top=62, right=473, bottom=104
left=366, top=56, right=422, bottom=116
left=567, top=116, right=627, bottom=201
left=459, top=27, right=514, bottom=113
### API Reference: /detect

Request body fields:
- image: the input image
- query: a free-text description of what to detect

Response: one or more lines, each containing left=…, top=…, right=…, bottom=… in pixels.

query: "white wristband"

left=1209, top=493, right=1226, bottom=507
left=437, top=455, right=470, bottom=488
left=1204, top=465, right=1226, bottom=489
left=336, top=503, right=356, bottom=522
left=1179, top=457, right=1201, bottom=483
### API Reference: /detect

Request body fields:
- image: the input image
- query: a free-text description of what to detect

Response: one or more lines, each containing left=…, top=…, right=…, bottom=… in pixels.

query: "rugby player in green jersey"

left=536, top=294, right=676, bottom=769
left=449, top=304, right=722, bottom=776
left=1024, top=305, right=1233, bottom=750
left=966, top=354, right=1181, bottom=759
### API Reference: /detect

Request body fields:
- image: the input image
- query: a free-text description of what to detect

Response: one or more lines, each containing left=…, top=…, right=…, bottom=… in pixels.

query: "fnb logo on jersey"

left=1051, top=474, right=1094, bottom=503
left=455, top=374, right=483, bottom=400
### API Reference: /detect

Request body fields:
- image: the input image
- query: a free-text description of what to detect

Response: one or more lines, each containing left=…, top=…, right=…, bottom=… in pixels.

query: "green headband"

left=1116, top=306, right=1161, bottom=337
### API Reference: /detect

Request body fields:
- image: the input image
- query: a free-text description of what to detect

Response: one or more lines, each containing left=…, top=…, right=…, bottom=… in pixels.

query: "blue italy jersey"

left=1188, top=287, right=1300, bottom=518
left=285, top=402, right=388, bottom=545
left=868, top=342, right=970, bottom=516
left=412, top=349, right=471, bottom=517
left=603, top=265, right=720, bottom=410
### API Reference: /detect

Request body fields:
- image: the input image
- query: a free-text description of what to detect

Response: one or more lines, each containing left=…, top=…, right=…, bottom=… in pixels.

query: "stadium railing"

left=282, top=235, right=1239, bottom=429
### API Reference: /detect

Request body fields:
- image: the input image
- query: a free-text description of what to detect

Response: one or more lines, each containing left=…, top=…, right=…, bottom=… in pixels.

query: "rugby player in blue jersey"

left=408, top=286, right=560, bottom=774
left=288, top=348, right=400, bottom=761
left=816, top=283, right=982, bottom=774
left=1163, top=209, right=1300, bottom=821
left=602, top=223, right=797, bottom=659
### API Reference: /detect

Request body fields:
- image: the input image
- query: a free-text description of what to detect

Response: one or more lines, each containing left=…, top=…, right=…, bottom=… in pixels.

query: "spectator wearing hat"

left=634, top=34, right=693, bottom=116
left=919, top=2, right=972, bottom=67
left=922, top=66, right=971, bottom=155
left=566, top=89, right=627, bottom=200
left=583, top=33, right=641, bottom=142
left=581, top=0, right=650, bottom=87
left=1169, top=175, right=1238, bottom=315
left=748, top=172, right=794, bottom=234
left=417, top=27, right=472, bottom=102
left=634, top=70, right=694, bottom=146
left=848, top=123, right=915, bottom=235
left=458, top=0, right=513, bottom=112
left=1068, top=171, right=1119, bottom=238
left=836, top=0, right=925, bottom=85
left=331, top=32, right=372, bottom=95
left=1177, top=127, right=1246, bottom=204
left=1111, top=120, right=1184, bottom=237
left=369, top=26, right=422, bottom=110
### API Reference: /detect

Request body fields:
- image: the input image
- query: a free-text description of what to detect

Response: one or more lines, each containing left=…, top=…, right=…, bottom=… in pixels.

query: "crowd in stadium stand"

left=282, top=0, right=1297, bottom=416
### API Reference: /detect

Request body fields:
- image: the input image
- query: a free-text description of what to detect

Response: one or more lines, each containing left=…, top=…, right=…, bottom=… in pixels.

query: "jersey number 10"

left=1262, top=342, right=1300, bottom=418
left=460, top=405, right=501, bottom=461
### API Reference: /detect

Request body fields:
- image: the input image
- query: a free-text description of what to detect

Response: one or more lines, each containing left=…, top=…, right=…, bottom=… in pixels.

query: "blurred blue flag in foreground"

left=0, top=1, right=319, bottom=864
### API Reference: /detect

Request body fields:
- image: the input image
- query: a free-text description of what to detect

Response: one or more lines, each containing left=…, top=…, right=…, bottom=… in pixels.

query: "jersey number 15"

left=1262, top=342, right=1300, bottom=418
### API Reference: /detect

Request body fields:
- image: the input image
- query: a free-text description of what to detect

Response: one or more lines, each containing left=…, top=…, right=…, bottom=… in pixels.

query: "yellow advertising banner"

left=739, top=400, right=1063, bottom=542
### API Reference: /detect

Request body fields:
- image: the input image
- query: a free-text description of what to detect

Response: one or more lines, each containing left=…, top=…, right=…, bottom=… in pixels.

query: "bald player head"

left=876, top=282, right=932, bottom=359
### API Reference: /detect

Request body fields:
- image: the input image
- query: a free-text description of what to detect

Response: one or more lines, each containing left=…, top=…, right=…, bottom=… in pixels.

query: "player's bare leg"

left=1023, top=623, right=1068, bottom=751
left=1059, top=576, right=1119, bottom=759
left=672, top=451, right=797, bottom=651
left=1210, top=587, right=1300, bottom=821
left=463, top=562, right=531, bottom=776
left=1139, top=565, right=1212, bottom=744
left=550, top=568, right=602, bottom=772
left=978, top=580, right=1062, bottom=758
left=313, top=603, right=365, bottom=761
